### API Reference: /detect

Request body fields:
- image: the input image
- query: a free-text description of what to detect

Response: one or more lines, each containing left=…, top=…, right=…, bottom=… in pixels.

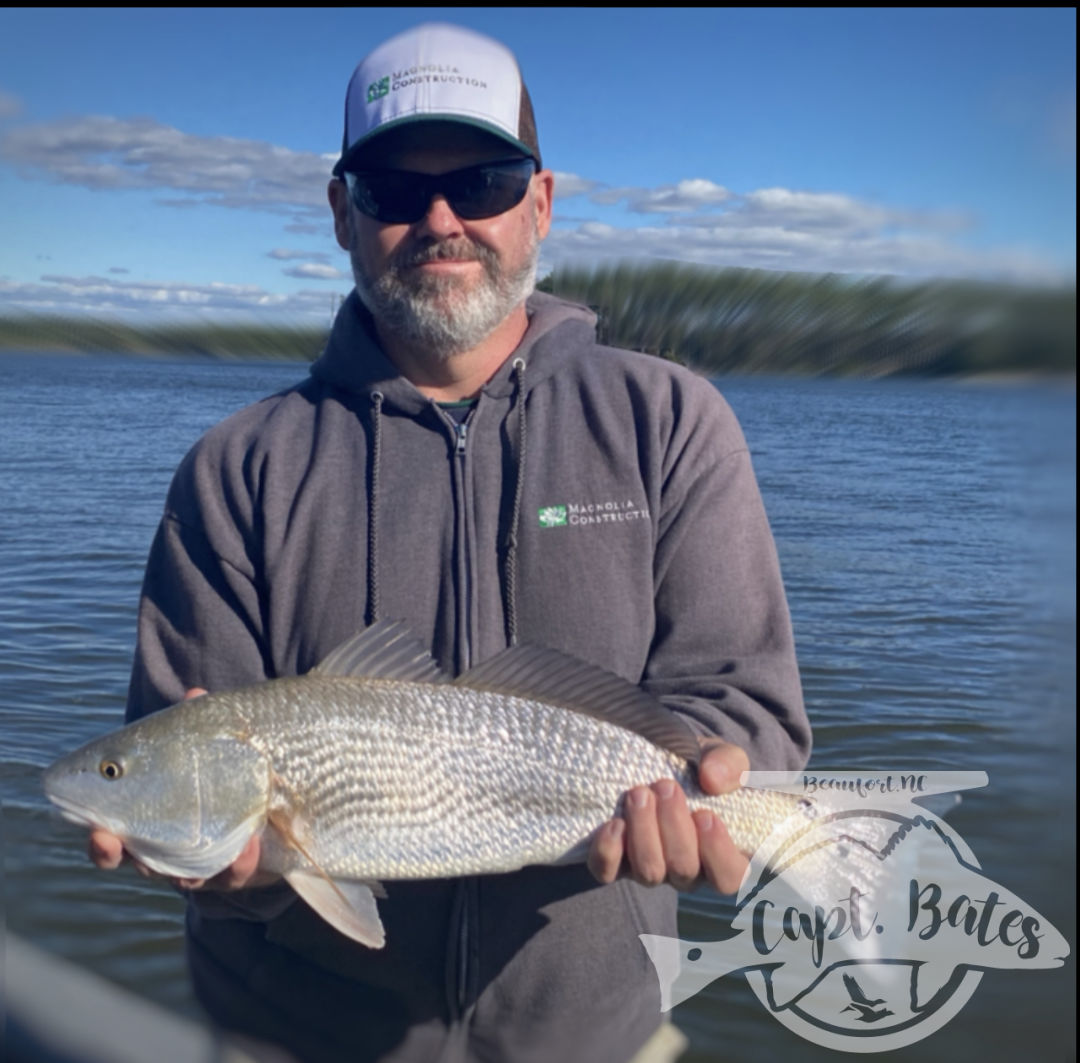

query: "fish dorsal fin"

left=457, top=645, right=701, bottom=765
left=310, top=621, right=449, bottom=684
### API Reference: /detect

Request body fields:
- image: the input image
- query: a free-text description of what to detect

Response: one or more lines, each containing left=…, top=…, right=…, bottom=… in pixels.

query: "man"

left=89, top=22, right=810, bottom=1063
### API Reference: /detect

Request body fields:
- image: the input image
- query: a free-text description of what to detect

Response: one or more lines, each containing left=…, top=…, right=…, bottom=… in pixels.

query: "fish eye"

left=99, top=759, right=124, bottom=780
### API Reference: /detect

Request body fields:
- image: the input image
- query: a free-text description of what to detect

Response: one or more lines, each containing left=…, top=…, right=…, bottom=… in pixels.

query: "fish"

left=44, top=621, right=817, bottom=949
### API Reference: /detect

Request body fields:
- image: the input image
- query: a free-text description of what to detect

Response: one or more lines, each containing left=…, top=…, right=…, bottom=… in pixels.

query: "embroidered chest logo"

left=538, top=500, right=650, bottom=529
left=538, top=506, right=568, bottom=528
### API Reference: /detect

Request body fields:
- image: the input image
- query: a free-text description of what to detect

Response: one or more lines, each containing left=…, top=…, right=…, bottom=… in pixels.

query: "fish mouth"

left=45, top=791, right=127, bottom=837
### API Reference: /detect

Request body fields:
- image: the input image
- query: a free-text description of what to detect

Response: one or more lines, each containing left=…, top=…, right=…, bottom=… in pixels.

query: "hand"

left=87, top=687, right=274, bottom=891
left=587, top=739, right=750, bottom=894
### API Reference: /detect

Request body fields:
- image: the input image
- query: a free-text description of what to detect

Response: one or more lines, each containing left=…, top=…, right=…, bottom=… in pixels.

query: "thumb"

left=697, top=739, right=750, bottom=795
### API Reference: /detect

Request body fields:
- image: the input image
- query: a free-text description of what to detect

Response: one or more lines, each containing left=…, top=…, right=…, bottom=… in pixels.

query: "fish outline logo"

left=640, top=771, right=1071, bottom=1053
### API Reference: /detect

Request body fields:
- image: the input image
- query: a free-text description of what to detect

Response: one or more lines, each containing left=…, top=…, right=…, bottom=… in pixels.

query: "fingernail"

left=655, top=780, right=675, bottom=801
left=698, top=811, right=715, bottom=832
left=605, top=819, right=624, bottom=841
left=630, top=788, right=650, bottom=809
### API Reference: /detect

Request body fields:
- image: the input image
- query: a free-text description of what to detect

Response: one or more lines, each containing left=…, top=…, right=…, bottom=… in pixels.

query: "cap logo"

left=366, top=76, right=390, bottom=104
left=364, top=68, right=490, bottom=109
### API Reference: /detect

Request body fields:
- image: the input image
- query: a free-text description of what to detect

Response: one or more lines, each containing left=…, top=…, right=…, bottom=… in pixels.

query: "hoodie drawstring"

left=503, top=358, right=527, bottom=646
left=366, top=390, right=384, bottom=626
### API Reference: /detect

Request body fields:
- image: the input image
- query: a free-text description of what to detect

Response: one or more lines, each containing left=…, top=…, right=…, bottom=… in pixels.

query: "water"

left=1, top=352, right=1074, bottom=1061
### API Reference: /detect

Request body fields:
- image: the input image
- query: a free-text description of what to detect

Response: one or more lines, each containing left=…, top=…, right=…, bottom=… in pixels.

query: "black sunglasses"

left=343, top=157, right=537, bottom=225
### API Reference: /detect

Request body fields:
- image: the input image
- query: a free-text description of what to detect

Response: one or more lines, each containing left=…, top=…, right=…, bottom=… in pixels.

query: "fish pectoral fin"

left=266, top=807, right=387, bottom=948
left=285, top=870, right=386, bottom=949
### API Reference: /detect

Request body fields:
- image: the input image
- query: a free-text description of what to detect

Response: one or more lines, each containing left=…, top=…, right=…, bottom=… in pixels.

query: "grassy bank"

left=3, top=263, right=1075, bottom=376
left=0, top=316, right=326, bottom=362
left=541, top=264, right=1076, bottom=377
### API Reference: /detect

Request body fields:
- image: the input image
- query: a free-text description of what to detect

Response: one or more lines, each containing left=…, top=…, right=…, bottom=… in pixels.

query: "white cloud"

left=590, top=178, right=732, bottom=214
left=284, top=220, right=328, bottom=235
left=730, top=188, right=971, bottom=236
left=0, top=102, right=1068, bottom=315
left=268, top=248, right=332, bottom=262
left=282, top=263, right=347, bottom=280
left=155, top=198, right=204, bottom=210
left=552, top=171, right=599, bottom=199
left=537, top=178, right=1064, bottom=283
left=0, top=115, right=333, bottom=218
left=740, top=188, right=891, bottom=231
left=3, top=108, right=1042, bottom=281
left=0, top=273, right=346, bottom=321
left=542, top=203, right=1065, bottom=283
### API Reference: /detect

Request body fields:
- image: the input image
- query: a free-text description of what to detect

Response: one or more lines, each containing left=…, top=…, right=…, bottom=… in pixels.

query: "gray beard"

left=351, top=226, right=539, bottom=359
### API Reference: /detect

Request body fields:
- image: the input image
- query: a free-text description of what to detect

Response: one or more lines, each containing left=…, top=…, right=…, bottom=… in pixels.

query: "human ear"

left=531, top=169, right=555, bottom=240
left=328, top=178, right=352, bottom=252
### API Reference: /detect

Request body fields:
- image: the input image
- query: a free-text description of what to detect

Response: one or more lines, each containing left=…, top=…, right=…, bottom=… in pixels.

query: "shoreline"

left=2, top=345, right=1074, bottom=385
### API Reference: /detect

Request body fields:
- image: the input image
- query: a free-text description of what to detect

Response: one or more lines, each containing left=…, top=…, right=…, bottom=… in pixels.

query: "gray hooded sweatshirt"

left=126, top=290, right=810, bottom=1063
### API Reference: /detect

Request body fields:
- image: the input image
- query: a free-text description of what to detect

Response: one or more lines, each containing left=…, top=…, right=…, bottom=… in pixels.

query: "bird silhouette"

left=840, top=973, right=894, bottom=1023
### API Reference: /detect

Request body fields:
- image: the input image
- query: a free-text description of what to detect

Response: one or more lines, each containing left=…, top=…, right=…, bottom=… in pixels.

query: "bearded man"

left=88, top=22, right=810, bottom=1063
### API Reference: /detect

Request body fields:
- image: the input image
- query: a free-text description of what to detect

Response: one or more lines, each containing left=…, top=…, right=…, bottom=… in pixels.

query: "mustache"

left=393, top=239, right=497, bottom=270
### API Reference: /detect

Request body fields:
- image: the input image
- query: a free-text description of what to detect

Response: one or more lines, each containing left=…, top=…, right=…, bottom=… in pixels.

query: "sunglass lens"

left=348, top=159, right=535, bottom=224
left=348, top=173, right=428, bottom=224
left=444, top=160, right=534, bottom=220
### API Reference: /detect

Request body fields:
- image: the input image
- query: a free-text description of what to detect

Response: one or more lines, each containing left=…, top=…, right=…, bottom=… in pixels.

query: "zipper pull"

left=455, top=421, right=468, bottom=455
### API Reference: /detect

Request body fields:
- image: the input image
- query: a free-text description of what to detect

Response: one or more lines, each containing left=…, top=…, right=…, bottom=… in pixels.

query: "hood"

left=309, top=290, right=598, bottom=410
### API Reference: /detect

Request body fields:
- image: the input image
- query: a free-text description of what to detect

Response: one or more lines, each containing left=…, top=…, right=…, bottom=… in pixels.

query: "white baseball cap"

left=333, top=23, right=541, bottom=176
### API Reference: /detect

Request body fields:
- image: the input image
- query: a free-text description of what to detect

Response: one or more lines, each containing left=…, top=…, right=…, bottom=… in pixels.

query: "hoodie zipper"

left=438, top=403, right=478, bottom=1021
left=453, top=414, right=474, bottom=1017
left=452, top=415, right=473, bottom=675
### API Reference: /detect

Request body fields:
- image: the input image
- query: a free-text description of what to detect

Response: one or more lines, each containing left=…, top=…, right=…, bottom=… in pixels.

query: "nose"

left=414, top=193, right=465, bottom=238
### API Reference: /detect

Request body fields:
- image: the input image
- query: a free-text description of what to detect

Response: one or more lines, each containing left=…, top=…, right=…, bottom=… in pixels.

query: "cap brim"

left=333, top=115, right=539, bottom=176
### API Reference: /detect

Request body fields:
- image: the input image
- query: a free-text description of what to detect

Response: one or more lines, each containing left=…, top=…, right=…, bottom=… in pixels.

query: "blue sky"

left=0, top=7, right=1074, bottom=323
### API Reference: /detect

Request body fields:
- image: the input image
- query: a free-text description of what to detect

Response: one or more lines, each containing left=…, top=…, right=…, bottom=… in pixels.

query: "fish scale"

left=186, top=675, right=803, bottom=879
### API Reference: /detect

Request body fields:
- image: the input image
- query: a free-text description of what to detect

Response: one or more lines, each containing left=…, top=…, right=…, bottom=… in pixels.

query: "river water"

left=1, top=351, right=1074, bottom=1062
